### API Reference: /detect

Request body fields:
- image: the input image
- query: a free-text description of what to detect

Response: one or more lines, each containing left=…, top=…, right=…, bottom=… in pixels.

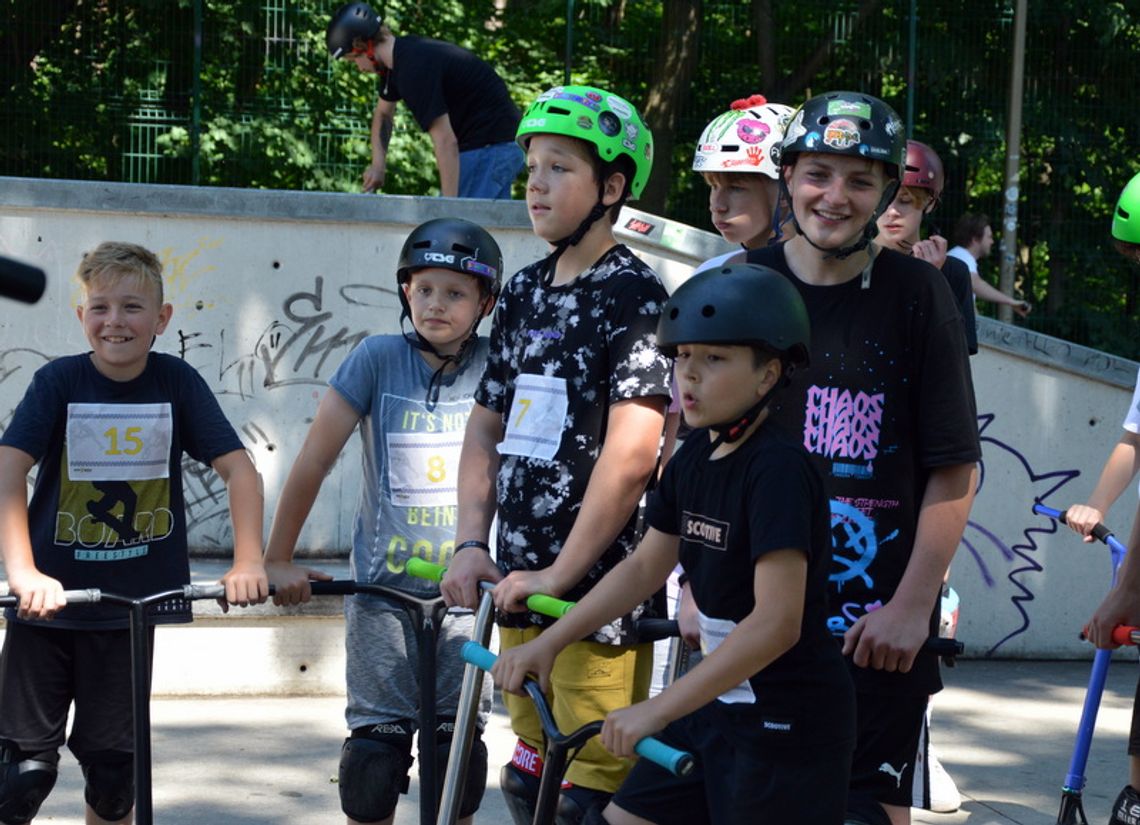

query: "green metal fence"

left=3, top=1, right=1138, bottom=357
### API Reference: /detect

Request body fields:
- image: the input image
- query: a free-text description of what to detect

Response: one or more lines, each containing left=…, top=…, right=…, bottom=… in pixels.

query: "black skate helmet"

left=327, top=2, right=382, bottom=59
left=658, top=263, right=809, bottom=369
left=396, top=218, right=503, bottom=409
left=397, top=217, right=503, bottom=299
left=780, top=91, right=906, bottom=258
left=658, top=263, right=810, bottom=446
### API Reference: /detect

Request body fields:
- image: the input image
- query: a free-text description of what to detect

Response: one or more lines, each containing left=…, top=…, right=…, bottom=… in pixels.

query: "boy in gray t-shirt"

left=263, top=218, right=502, bottom=825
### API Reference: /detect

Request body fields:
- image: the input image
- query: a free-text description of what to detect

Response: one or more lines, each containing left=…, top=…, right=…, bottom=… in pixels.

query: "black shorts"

left=849, top=690, right=930, bottom=808
left=611, top=704, right=853, bottom=824
left=0, top=622, right=152, bottom=761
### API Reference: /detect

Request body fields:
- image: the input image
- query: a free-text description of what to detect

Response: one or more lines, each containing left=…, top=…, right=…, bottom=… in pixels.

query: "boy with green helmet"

left=441, top=84, right=672, bottom=824
left=1064, top=169, right=1140, bottom=825
left=748, top=90, right=980, bottom=825
left=491, top=263, right=857, bottom=823
left=514, top=84, right=654, bottom=283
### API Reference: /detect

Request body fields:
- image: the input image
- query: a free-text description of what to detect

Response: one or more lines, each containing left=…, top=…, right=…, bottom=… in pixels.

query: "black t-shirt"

left=747, top=243, right=981, bottom=695
left=941, top=255, right=978, bottom=354
left=381, top=35, right=520, bottom=151
left=645, top=424, right=854, bottom=749
left=0, top=353, right=243, bottom=629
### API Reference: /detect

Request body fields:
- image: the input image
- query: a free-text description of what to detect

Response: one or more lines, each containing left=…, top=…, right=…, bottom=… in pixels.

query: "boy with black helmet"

left=264, top=217, right=502, bottom=825
left=748, top=91, right=980, bottom=825
left=491, top=263, right=856, bottom=823
left=325, top=2, right=521, bottom=198
left=1066, top=171, right=1140, bottom=825
left=440, top=84, right=672, bottom=824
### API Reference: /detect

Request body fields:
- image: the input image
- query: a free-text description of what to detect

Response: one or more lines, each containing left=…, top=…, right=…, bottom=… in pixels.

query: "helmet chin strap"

left=399, top=297, right=489, bottom=410
left=541, top=185, right=612, bottom=286
left=707, top=380, right=784, bottom=450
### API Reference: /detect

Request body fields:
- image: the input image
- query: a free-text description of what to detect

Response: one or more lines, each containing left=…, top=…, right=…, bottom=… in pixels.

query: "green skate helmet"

left=1113, top=172, right=1140, bottom=245
left=516, top=85, right=654, bottom=199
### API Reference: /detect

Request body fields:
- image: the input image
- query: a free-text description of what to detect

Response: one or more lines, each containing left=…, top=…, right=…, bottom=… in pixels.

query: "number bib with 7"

left=498, top=374, right=569, bottom=461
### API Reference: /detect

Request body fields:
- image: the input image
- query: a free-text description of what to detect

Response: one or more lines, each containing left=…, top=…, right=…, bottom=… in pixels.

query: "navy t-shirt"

left=1, top=353, right=243, bottom=629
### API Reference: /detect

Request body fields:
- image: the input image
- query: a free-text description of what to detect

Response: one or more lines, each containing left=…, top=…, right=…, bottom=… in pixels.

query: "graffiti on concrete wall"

left=956, top=412, right=1084, bottom=655
left=177, top=275, right=388, bottom=400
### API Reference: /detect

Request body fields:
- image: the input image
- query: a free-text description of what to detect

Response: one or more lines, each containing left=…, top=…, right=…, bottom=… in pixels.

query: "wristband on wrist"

left=677, top=572, right=690, bottom=587
left=454, top=540, right=491, bottom=554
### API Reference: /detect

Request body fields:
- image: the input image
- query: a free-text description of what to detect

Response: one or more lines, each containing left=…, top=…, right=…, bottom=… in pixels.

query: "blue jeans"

left=458, top=141, right=523, bottom=199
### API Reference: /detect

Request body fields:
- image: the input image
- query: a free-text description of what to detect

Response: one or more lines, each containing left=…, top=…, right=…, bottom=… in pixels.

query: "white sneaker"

left=928, top=751, right=962, bottom=813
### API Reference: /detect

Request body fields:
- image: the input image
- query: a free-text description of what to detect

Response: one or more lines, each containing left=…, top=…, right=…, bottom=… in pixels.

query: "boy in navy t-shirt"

left=0, top=241, right=267, bottom=824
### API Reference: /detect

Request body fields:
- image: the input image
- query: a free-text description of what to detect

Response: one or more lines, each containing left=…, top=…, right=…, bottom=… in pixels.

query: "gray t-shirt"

left=330, top=334, right=489, bottom=597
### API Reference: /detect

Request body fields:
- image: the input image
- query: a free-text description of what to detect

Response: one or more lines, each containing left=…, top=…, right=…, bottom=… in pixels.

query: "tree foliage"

left=2, top=1, right=1138, bottom=356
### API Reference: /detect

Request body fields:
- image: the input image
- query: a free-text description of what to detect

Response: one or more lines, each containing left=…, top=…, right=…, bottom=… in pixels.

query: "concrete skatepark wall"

left=1, top=177, right=1137, bottom=683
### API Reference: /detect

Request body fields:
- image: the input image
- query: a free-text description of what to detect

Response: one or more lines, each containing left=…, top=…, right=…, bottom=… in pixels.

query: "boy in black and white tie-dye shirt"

left=441, top=85, right=672, bottom=823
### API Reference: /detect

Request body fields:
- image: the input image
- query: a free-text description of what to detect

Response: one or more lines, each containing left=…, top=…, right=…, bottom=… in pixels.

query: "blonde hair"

left=77, top=242, right=165, bottom=303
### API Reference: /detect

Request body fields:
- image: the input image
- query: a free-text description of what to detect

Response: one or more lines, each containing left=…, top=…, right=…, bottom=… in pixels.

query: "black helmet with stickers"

left=780, top=91, right=905, bottom=179
left=326, top=2, right=382, bottom=59
left=779, top=91, right=906, bottom=258
left=657, top=263, right=809, bottom=370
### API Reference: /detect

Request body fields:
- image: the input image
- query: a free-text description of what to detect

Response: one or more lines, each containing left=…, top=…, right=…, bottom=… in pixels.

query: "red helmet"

left=903, top=140, right=944, bottom=204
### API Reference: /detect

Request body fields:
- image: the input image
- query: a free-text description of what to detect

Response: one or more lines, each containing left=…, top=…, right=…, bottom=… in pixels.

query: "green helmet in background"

left=1113, top=172, right=1140, bottom=245
left=516, top=85, right=654, bottom=199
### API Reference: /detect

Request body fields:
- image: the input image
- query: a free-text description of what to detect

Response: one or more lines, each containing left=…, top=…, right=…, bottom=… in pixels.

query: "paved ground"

left=27, top=657, right=1140, bottom=824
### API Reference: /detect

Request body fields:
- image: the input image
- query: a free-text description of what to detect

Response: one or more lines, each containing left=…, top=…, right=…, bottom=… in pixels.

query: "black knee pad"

left=338, top=721, right=414, bottom=823
left=81, top=751, right=134, bottom=822
left=0, top=744, right=59, bottom=825
left=500, top=760, right=540, bottom=825
left=557, top=785, right=611, bottom=825
left=845, top=791, right=894, bottom=825
left=434, top=718, right=488, bottom=818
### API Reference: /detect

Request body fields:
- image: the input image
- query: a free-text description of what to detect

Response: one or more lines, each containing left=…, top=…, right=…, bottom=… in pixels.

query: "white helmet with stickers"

left=692, top=95, right=794, bottom=180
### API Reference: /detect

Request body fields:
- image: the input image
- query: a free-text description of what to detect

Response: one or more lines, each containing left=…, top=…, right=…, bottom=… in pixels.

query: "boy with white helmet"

left=692, top=95, right=795, bottom=271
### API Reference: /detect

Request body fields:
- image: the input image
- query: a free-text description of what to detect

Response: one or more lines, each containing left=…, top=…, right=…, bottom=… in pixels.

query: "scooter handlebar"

left=1112, top=626, right=1140, bottom=647
left=459, top=641, right=695, bottom=777
left=0, top=588, right=102, bottom=607
left=405, top=558, right=576, bottom=619
left=1033, top=503, right=1114, bottom=544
